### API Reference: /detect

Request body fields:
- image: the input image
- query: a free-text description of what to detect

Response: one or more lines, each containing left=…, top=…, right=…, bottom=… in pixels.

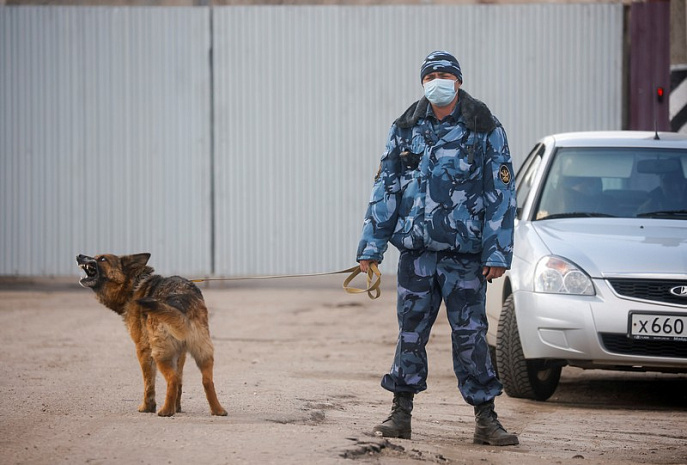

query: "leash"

left=190, top=263, right=382, bottom=300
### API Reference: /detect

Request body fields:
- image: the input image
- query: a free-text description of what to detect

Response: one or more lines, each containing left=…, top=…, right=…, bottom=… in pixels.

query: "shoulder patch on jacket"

left=499, top=164, right=512, bottom=185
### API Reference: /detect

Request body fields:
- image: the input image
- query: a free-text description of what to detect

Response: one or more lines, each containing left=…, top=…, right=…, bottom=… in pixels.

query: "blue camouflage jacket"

left=356, top=90, right=516, bottom=268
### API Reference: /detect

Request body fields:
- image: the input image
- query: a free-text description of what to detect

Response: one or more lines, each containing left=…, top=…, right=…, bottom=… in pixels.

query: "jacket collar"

left=394, top=89, right=497, bottom=133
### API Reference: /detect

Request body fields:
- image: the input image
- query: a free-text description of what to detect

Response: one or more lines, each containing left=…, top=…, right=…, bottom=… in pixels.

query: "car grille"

left=600, top=333, right=687, bottom=358
left=607, top=279, right=687, bottom=306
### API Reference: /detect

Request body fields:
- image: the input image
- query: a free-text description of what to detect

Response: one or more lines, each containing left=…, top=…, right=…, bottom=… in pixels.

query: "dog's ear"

left=121, top=253, right=151, bottom=269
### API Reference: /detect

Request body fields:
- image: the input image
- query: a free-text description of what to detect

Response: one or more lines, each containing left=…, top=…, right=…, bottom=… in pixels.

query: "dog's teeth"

left=79, top=263, right=97, bottom=278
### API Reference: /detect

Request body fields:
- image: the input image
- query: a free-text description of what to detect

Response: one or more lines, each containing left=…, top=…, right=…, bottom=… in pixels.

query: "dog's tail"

left=136, top=295, right=193, bottom=340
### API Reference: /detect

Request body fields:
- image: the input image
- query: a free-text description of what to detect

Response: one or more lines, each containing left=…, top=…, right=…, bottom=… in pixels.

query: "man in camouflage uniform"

left=357, top=51, right=518, bottom=446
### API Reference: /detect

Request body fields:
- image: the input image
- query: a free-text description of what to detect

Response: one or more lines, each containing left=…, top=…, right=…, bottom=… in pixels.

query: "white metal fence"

left=0, top=4, right=623, bottom=277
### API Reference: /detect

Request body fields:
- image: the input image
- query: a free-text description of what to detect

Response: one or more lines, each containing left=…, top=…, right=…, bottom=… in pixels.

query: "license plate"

left=629, top=312, right=687, bottom=341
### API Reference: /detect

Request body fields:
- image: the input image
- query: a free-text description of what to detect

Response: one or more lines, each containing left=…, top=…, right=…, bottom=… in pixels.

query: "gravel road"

left=1, top=276, right=686, bottom=465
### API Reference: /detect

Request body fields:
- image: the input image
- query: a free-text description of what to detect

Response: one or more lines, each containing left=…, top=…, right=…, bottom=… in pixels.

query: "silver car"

left=486, top=131, right=687, bottom=400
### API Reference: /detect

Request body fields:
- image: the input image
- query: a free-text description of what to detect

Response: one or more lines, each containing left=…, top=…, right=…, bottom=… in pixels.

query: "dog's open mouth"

left=81, top=262, right=97, bottom=277
left=76, top=255, right=100, bottom=288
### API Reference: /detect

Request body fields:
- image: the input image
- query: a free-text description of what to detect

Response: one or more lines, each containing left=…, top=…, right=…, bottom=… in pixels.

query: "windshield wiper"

left=537, top=212, right=616, bottom=220
left=636, top=210, right=687, bottom=219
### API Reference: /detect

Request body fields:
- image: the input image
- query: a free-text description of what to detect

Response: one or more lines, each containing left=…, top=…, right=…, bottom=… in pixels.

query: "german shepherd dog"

left=76, top=253, right=227, bottom=417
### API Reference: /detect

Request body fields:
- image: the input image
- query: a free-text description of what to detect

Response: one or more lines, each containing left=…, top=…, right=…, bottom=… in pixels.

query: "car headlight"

left=534, top=256, right=595, bottom=295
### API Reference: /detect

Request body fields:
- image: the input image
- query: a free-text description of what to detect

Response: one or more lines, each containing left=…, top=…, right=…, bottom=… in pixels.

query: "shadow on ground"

left=546, top=369, right=687, bottom=410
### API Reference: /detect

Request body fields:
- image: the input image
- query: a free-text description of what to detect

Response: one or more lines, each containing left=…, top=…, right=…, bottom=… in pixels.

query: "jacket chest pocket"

left=399, top=134, right=428, bottom=172
left=434, top=145, right=482, bottom=182
left=458, top=133, right=485, bottom=164
left=458, top=135, right=485, bottom=179
left=433, top=159, right=480, bottom=185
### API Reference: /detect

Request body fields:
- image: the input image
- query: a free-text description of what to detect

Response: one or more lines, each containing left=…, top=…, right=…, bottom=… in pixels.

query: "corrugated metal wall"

left=0, top=4, right=623, bottom=278
left=1, top=7, right=212, bottom=276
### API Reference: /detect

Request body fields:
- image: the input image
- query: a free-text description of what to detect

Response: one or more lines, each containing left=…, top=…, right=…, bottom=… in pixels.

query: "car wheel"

left=496, top=295, right=561, bottom=401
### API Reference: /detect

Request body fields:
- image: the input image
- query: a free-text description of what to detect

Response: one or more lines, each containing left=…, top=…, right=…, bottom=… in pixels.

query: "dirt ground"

left=1, top=275, right=687, bottom=465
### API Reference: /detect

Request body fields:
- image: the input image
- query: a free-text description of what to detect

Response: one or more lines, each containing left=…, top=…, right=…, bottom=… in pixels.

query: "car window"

left=515, top=143, right=544, bottom=219
left=534, top=147, right=687, bottom=220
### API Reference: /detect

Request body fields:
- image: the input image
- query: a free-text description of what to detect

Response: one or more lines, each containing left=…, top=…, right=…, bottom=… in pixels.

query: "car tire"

left=496, top=295, right=561, bottom=401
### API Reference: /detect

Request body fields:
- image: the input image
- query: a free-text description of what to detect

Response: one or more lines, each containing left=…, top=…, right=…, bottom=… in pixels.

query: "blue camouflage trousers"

left=381, top=250, right=503, bottom=406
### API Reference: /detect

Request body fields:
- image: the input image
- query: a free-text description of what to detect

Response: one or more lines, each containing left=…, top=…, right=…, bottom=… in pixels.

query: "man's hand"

left=483, top=266, right=506, bottom=282
left=359, top=259, right=378, bottom=273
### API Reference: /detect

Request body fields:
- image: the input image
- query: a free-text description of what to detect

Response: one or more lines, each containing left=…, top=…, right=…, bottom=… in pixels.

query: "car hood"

left=531, top=219, right=687, bottom=278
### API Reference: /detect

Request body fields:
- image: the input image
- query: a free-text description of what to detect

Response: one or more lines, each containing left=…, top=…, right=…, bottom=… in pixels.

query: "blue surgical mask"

left=423, top=78, right=457, bottom=107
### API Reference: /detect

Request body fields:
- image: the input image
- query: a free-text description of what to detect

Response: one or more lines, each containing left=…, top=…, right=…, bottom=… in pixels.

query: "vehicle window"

left=534, top=147, right=687, bottom=220
left=515, top=143, right=544, bottom=218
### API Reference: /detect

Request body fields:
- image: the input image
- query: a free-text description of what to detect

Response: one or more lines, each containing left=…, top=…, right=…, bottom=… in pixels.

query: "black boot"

left=372, top=392, right=414, bottom=439
left=473, top=400, right=519, bottom=446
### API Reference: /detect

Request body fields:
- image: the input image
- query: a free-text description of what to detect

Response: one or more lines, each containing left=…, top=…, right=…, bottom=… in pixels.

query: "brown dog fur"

left=76, top=253, right=227, bottom=417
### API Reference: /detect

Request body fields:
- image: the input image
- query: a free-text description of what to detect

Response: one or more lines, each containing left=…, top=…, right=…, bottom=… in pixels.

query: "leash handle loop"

left=342, top=263, right=381, bottom=300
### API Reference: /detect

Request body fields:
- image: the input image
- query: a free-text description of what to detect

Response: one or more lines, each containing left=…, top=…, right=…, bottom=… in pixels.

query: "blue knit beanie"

left=420, top=51, right=463, bottom=83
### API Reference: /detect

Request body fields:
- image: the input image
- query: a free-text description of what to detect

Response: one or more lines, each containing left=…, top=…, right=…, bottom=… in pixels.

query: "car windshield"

left=534, top=147, right=687, bottom=220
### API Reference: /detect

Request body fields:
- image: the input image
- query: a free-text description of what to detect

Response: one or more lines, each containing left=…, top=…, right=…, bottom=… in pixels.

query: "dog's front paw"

left=212, top=407, right=228, bottom=416
left=138, top=402, right=156, bottom=413
left=157, top=406, right=176, bottom=417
